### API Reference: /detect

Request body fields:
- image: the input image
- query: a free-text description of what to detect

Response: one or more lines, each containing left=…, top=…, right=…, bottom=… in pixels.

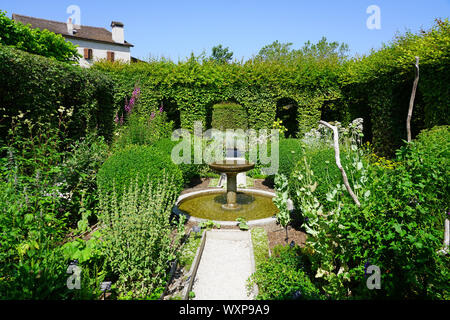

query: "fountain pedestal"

left=224, top=172, right=238, bottom=210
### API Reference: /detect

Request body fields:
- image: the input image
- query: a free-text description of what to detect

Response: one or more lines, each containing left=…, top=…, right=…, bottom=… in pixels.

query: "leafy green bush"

left=211, top=103, right=248, bottom=130
left=97, top=145, right=183, bottom=199
left=62, top=132, right=110, bottom=226
left=98, top=174, right=185, bottom=299
left=61, top=231, right=107, bottom=299
left=336, top=162, right=450, bottom=299
left=247, top=245, right=322, bottom=300
left=0, top=126, right=70, bottom=299
left=277, top=138, right=304, bottom=177
left=151, top=137, right=205, bottom=184
left=342, top=18, right=450, bottom=156
left=0, top=44, right=115, bottom=144
left=289, top=146, right=355, bottom=212
left=397, top=125, right=449, bottom=228
left=289, top=125, right=450, bottom=299
left=0, top=11, right=80, bottom=63
left=113, top=102, right=174, bottom=149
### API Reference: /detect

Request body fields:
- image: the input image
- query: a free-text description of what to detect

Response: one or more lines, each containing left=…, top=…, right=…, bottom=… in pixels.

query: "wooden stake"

left=319, top=120, right=361, bottom=207
left=407, top=56, right=420, bottom=143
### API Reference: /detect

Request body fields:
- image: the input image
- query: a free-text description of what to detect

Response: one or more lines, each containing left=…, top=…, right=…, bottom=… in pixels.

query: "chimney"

left=67, top=18, right=74, bottom=35
left=111, top=21, right=124, bottom=44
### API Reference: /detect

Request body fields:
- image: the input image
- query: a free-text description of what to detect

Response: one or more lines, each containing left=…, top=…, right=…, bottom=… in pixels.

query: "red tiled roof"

left=12, top=13, right=133, bottom=47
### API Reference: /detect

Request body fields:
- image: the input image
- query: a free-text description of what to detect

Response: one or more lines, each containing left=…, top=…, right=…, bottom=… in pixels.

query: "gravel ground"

left=192, top=230, right=256, bottom=300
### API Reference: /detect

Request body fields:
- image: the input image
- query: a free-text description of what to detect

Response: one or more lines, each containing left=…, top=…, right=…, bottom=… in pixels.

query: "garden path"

left=192, top=230, right=256, bottom=300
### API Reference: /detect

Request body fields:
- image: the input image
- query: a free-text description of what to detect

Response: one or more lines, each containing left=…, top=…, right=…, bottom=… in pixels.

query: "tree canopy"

left=0, top=11, right=80, bottom=63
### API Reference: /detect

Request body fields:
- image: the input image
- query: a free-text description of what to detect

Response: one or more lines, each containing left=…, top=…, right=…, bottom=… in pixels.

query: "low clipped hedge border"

left=97, top=145, right=183, bottom=198
left=0, top=44, right=115, bottom=143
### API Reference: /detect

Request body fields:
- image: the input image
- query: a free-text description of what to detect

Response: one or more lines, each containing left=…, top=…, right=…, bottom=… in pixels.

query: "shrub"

left=97, top=145, right=183, bottom=199
left=289, top=146, right=354, bottom=212
left=342, top=19, right=450, bottom=156
left=290, top=125, right=450, bottom=299
left=62, top=132, right=110, bottom=226
left=0, top=44, right=115, bottom=144
left=211, top=103, right=248, bottom=130
left=0, top=127, right=71, bottom=299
left=277, top=138, right=304, bottom=177
left=151, top=138, right=205, bottom=184
left=113, top=98, right=174, bottom=149
left=397, top=125, right=449, bottom=228
left=336, top=162, right=450, bottom=299
left=98, top=174, right=185, bottom=299
left=0, top=11, right=80, bottom=63
left=247, top=245, right=322, bottom=300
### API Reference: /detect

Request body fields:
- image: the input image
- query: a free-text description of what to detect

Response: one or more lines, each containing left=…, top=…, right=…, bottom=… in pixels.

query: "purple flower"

left=132, top=87, right=140, bottom=98
left=114, top=112, right=119, bottom=124
left=119, top=113, right=124, bottom=125
left=159, top=105, right=163, bottom=113
left=150, top=112, right=155, bottom=120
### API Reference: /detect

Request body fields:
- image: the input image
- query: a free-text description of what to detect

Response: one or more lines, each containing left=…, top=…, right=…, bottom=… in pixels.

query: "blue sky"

left=1, top=0, right=449, bottom=61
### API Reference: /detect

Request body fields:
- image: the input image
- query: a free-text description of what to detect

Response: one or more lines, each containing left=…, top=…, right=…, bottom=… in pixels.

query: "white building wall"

left=66, top=38, right=131, bottom=67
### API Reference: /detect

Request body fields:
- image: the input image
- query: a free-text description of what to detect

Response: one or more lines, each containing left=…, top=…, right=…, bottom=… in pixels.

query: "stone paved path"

left=192, top=230, right=256, bottom=300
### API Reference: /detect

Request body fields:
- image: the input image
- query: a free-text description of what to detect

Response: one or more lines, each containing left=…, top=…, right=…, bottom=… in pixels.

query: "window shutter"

left=84, top=48, right=93, bottom=59
left=107, top=51, right=115, bottom=62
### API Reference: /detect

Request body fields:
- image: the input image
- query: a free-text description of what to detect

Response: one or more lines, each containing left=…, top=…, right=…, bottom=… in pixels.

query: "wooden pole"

left=319, top=120, right=361, bottom=207
left=407, top=56, right=420, bottom=143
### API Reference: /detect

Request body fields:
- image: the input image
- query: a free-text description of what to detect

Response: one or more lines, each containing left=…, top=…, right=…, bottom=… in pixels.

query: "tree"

left=255, top=40, right=297, bottom=62
left=254, top=38, right=349, bottom=64
left=210, top=44, right=233, bottom=63
left=0, top=11, right=80, bottom=63
left=300, top=36, right=349, bottom=62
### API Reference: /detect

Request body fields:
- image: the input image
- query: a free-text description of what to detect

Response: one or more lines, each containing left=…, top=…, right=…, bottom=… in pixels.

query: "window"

left=84, top=48, right=93, bottom=60
left=107, top=51, right=115, bottom=62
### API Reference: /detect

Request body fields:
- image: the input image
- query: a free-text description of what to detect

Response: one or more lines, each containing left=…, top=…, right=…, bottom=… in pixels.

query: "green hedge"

left=151, top=138, right=205, bottom=184
left=277, top=138, right=304, bottom=177
left=211, top=103, right=248, bottom=130
left=0, top=44, right=115, bottom=143
left=289, top=146, right=354, bottom=212
left=91, top=19, right=449, bottom=156
left=97, top=145, right=183, bottom=198
left=341, top=18, right=450, bottom=156
left=93, top=51, right=341, bottom=136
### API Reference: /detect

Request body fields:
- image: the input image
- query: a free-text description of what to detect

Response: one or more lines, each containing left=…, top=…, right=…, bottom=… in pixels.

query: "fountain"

left=208, top=159, right=255, bottom=210
left=175, top=149, right=278, bottom=223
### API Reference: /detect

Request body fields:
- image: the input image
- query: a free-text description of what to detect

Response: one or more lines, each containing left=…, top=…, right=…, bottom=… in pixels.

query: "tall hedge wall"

left=211, top=103, right=248, bottom=130
left=0, top=44, right=115, bottom=143
left=93, top=55, right=342, bottom=136
left=341, top=18, right=450, bottom=156
left=93, top=19, right=449, bottom=157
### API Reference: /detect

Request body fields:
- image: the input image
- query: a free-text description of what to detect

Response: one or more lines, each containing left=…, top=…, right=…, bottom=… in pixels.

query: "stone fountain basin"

left=173, top=188, right=278, bottom=226
left=208, top=160, right=255, bottom=173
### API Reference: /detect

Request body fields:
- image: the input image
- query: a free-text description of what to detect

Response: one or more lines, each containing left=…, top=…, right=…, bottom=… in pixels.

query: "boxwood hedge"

left=97, top=145, right=183, bottom=198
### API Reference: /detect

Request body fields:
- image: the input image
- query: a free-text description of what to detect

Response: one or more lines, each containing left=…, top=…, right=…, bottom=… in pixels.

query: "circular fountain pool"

left=174, top=189, right=278, bottom=223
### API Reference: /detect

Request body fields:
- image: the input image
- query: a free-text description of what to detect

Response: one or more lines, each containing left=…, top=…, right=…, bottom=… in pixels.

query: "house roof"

left=12, top=13, right=134, bottom=47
